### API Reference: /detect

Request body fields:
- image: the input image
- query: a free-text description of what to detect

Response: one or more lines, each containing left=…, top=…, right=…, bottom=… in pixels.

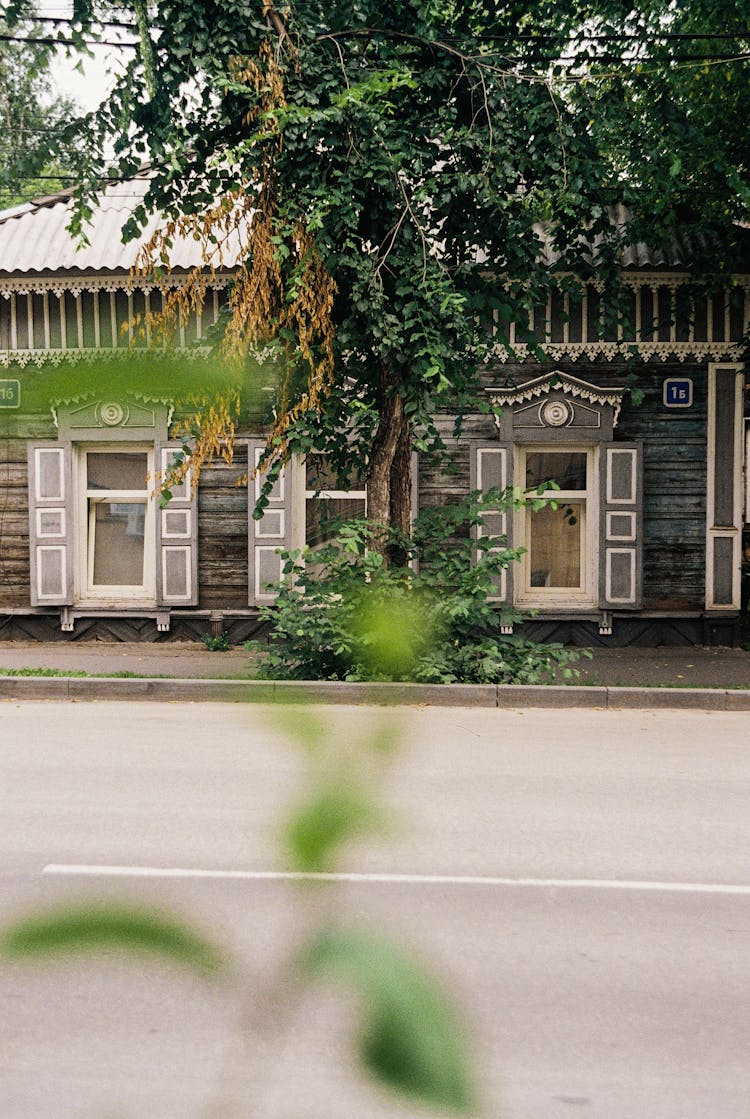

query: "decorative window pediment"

left=52, top=396, right=172, bottom=442
left=486, top=372, right=625, bottom=442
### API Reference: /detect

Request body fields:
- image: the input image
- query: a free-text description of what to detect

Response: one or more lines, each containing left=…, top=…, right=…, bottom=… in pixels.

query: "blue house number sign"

left=0, top=379, right=21, bottom=409
left=663, top=377, right=693, bottom=408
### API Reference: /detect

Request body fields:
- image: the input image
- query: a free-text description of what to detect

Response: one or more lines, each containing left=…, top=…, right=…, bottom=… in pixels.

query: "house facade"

left=0, top=184, right=748, bottom=644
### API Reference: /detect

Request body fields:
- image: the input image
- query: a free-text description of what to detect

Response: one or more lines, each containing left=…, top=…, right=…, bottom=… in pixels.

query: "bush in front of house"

left=247, top=492, right=588, bottom=684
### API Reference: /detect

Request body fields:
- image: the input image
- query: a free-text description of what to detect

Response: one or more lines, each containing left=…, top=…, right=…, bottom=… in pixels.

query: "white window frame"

left=74, top=444, right=156, bottom=605
left=514, top=444, right=599, bottom=608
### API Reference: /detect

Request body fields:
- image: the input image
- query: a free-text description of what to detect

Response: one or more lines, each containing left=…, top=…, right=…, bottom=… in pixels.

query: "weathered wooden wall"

left=0, top=359, right=726, bottom=621
left=0, top=438, right=31, bottom=607
left=0, top=415, right=56, bottom=608
left=196, top=445, right=250, bottom=610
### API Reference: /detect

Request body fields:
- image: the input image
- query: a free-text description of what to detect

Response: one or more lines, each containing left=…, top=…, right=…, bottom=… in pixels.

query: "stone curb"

left=0, top=676, right=748, bottom=709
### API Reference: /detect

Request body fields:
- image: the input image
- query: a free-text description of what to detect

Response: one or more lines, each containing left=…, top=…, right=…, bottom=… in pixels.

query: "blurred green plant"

left=249, top=488, right=588, bottom=684
left=0, top=903, right=224, bottom=976
left=306, top=930, right=474, bottom=1113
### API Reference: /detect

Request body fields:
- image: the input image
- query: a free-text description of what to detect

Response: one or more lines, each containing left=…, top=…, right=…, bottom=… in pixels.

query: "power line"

left=10, top=16, right=750, bottom=42
left=14, top=13, right=144, bottom=31
left=445, top=32, right=750, bottom=43
left=492, top=51, right=750, bottom=63
left=0, top=31, right=137, bottom=49
left=4, top=29, right=749, bottom=65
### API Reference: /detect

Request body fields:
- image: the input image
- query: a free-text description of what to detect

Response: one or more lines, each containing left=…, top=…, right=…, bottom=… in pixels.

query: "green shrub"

left=248, top=490, right=588, bottom=684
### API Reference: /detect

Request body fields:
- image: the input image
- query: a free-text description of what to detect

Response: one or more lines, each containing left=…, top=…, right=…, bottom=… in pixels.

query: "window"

left=76, top=446, right=155, bottom=602
left=305, top=456, right=366, bottom=553
left=476, top=372, right=642, bottom=615
left=29, top=399, right=198, bottom=617
left=248, top=440, right=417, bottom=606
left=517, top=448, right=596, bottom=605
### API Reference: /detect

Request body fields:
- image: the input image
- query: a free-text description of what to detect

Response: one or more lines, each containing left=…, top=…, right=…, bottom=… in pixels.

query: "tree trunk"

left=388, top=412, right=412, bottom=567
left=366, top=387, right=410, bottom=562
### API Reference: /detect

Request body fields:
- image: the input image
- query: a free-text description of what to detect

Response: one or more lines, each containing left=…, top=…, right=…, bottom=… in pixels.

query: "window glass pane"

left=306, top=457, right=365, bottom=493
left=528, top=503, right=582, bottom=588
left=91, top=502, right=145, bottom=585
left=526, top=452, right=587, bottom=491
left=87, top=452, right=148, bottom=491
left=306, top=497, right=366, bottom=549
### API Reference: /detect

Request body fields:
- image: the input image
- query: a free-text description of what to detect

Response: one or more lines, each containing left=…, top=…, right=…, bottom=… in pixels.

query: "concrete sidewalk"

left=0, top=640, right=748, bottom=708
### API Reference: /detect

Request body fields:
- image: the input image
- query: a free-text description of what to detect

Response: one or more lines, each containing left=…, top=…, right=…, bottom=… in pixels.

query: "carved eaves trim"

left=0, top=272, right=235, bottom=298
left=488, top=341, right=745, bottom=364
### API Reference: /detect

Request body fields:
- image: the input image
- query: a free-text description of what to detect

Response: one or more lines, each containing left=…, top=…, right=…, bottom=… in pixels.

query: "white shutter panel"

left=599, top=443, right=643, bottom=609
left=28, top=443, right=74, bottom=606
left=155, top=443, right=198, bottom=606
left=470, top=443, right=512, bottom=603
left=248, top=439, right=301, bottom=605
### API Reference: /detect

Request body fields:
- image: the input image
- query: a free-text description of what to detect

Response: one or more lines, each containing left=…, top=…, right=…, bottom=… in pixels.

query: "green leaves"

left=284, top=782, right=383, bottom=872
left=349, top=591, right=433, bottom=680
left=253, top=491, right=585, bottom=685
left=305, top=930, right=474, bottom=1113
left=0, top=903, right=224, bottom=975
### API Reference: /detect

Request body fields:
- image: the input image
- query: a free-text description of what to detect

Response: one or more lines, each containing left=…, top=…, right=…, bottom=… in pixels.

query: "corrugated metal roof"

left=536, top=203, right=716, bottom=270
left=0, top=182, right=736, bottom=275
left=0, top=178, right=243, bottom=274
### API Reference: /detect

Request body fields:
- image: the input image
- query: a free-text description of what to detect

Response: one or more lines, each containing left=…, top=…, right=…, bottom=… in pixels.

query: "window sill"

left=74, top=598, right=157, bottom=610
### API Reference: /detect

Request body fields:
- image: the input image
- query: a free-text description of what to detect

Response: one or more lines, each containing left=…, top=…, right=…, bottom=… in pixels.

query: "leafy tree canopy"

left=0, top=2, right=83, bottom=207
left=4, top=1, right=749, bottom=544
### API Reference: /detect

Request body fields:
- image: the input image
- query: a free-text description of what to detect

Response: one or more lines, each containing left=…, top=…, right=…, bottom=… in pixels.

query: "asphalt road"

left=1, top=701, right=750, bottom=1119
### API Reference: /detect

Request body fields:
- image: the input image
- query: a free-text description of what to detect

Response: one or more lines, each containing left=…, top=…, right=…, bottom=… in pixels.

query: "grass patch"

left=0, top=667, right=162, bottom=679
left=0, top=666, right=259, bottom=680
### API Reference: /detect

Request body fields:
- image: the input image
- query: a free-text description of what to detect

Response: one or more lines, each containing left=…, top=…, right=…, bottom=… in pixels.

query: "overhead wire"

left=8, top=14, right=750, bottom=41
left=0, top=31, right=138, bottom=48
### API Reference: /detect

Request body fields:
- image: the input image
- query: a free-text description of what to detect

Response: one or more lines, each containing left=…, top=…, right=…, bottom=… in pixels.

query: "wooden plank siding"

left=0, top=361, right=724, bottom=617
left=0, top=440, right=32, bottom=605
left=196, top=445, right=250, bottom=609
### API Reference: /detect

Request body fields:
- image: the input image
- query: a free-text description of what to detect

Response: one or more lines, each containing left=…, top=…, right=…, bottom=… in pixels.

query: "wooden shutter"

left=248, top=439, right=301, bottom=605
left=27, top=443, right=74, bottom=606
left=470, top=443, right=512, bottom=603
left=599, top=442, right=643, bottom=609
left=705, top=364, right=744, bottom=610
left=155, top=443, right=198, bottom=606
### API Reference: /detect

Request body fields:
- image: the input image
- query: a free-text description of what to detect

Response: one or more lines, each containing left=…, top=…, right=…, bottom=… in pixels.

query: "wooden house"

left=0, top=184, right=747, bottom=645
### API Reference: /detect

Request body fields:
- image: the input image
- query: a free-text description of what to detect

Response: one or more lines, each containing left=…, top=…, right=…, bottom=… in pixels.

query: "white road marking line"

left=42, top=865, right=750, bottom=895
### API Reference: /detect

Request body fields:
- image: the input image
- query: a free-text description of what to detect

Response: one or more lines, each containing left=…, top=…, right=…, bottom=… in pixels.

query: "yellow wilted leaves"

left=130, top=32, right=336, bottom=488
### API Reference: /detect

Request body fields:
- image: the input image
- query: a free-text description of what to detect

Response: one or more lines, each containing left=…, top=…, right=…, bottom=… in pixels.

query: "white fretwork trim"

left=0, top=346, right=212, bottom=368
left=0, top=273, right=234, bottom=299
left=488, top=341, right=744, bottom=364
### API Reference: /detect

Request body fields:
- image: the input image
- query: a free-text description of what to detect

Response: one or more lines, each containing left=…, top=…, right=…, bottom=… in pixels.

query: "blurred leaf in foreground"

left=284, top=781, right=384, bottom=873
left=350, top=591, right=433, bottom=681
left=0, top=903, right=224, bottom=976
left=305, top=929, right=475, bottom=1113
